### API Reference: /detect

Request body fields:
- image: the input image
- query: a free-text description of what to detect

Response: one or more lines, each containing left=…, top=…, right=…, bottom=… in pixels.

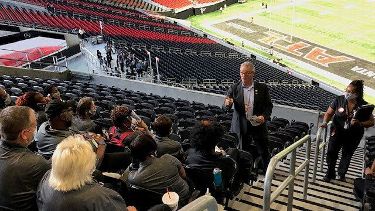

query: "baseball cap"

left=45, top=100, right=71, bottom=119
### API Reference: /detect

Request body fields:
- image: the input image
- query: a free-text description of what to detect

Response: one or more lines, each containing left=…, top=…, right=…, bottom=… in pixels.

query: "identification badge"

left=344, top=122, right=349, bottom=129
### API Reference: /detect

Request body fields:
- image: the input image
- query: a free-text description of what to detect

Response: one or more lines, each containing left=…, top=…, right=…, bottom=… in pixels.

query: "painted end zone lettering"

left=258, top=31, right=287, bottom=45
left=304, top=47, right=354, bottom=67
left=275, top=41, right=311, bottom=57
left=351, top=66, right=375, bottom=78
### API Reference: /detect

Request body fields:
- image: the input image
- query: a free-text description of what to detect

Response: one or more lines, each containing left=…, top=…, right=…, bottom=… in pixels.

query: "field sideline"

left=188, top=0, right=375, bottom=104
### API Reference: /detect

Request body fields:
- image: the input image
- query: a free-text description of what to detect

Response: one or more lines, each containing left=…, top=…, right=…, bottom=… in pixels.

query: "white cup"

left=162, top=192, right=179, bottom=211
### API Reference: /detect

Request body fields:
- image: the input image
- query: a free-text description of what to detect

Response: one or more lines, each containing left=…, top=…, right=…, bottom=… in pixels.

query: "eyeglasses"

left=240, top=71, right=254, bottom=75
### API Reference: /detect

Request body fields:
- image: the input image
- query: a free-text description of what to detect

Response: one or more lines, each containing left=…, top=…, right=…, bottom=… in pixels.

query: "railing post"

left=263, top=159, right=277, bottom=211
left=287, top=149, right=296, bottom=211
left=25, top=53, right=31, bottom=69
left=303, top=136, right=311, bottom=199
left=312, top=127, right=321, bottom=183
left=64, top=56, right=68, bottom=69
left=320, top=126, right=329, bottom=171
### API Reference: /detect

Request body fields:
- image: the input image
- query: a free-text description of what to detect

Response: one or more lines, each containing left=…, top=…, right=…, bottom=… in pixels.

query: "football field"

left=188, top=0, right=375, bottom=103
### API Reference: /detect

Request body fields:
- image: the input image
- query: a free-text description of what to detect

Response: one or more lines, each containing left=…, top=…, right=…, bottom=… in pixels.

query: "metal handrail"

left=312, top=121, right=332, bottom=183
left=179, top=195, right=218, bottom=211
left=263, top=135, right=311, bottom=211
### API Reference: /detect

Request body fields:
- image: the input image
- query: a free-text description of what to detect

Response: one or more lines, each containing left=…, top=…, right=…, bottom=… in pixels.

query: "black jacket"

left=224, top=81, right=273, bottom=142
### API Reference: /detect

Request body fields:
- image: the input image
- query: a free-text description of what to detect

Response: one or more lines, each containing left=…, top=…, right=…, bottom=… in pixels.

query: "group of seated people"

left=0, top=85, right=253, bottom=211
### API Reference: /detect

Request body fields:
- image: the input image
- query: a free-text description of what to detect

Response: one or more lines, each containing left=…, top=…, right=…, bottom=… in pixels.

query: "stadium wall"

left=0, top=30, right=66, bottom=46
left=0, top=66, right=72, bottom=80
left=193, top=2, right=227, bottom=16
left=160, top=0, right=239, bottom=19
left=160, top=8, right=195, bottom=19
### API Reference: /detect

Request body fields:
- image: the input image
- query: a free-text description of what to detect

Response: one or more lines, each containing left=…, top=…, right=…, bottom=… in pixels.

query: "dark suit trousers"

left=242, top=122, right=271, bottom=171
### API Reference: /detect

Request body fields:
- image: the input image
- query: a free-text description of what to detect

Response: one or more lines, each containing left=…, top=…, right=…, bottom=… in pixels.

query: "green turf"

left=188, top=0, right=375, bottom=104
left=189, top=0, right=375, bottom=62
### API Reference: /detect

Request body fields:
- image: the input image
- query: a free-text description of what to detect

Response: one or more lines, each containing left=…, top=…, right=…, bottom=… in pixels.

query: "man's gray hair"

left=241, top=61, right=255, bottom=72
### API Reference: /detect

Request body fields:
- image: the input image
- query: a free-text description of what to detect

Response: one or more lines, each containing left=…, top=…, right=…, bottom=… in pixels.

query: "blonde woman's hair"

left=49, top=135, right=96, bottom=191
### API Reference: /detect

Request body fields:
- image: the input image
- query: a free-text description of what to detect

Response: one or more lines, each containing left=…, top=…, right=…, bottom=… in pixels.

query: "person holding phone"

left=44, top=85, right=61, bottom=101
left=223, top=61, right=273, bottom=173
left=108, top=105, right=150, bottom=149
left=322, top=80, right=374, bottom=182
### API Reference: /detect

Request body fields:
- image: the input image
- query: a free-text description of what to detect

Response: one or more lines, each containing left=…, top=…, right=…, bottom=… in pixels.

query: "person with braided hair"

left=322, top=80, right=374, bottom=182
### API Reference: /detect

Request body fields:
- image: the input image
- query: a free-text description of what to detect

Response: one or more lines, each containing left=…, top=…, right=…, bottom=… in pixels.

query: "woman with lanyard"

left=322, top=80, right=374, bottom=182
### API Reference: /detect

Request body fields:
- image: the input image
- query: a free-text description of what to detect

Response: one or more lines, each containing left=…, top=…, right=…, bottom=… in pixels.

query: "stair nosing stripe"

left=254, top=181, right=361, bottom=208
left=274, top=166, right=356, bottom=191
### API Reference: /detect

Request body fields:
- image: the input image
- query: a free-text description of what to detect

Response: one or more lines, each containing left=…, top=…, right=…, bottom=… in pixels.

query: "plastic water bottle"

left=213, top=168, right=223, bottom=189
left=205, top=188, right=211, bottom=196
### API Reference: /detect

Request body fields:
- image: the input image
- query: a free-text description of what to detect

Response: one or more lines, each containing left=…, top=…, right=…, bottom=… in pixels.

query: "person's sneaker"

left=338, top=175, right=346, bottom=182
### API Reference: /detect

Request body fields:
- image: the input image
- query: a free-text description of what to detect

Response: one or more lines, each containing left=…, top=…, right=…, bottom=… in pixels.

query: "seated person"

left=185, top=120, right=236, bottom=183
left=152, top=115, right=183, bottom=160
left=16, top=91, right=48, bottom=128
left=354, top=159, right=375, bottom=200
left=0, top=87, right=12, bottom=110
left=186, top=120, right=253, bottom=189
left=72, top=97, right=98, bottom=132
left=35, top=100, right=76, bottom=159
left=0, top=106, right=50, bottom=210
left=36, top=100, right=107, bottom=165
left=44, top=85, right=62, bottom=101
left=108, top=105, right=149, bottom=148
left=37, top=135, right=134, bottom=211
left=121, top=134, right=190, bottom=206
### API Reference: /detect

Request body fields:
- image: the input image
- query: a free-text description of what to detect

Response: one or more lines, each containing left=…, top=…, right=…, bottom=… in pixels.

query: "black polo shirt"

left=330, top=95, right=367, bottom=134
left=0, top=140, right=50, bottom=211
left=37, top=171, right=127, bottom=211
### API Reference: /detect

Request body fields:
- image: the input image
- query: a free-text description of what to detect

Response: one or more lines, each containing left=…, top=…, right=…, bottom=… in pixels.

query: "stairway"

left=229, top=143, right=363, bottom=210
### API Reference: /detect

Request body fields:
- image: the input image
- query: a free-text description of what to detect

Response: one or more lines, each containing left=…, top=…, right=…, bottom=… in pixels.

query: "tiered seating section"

left=0, top=0, right=338, bottom=111
left=0, top=3, right=212, bottom=43
left=0, top=74, right=313, bottom=166
left=104, top=0, right=148, bottom=9
left=0, top=74, right=233, bottom=142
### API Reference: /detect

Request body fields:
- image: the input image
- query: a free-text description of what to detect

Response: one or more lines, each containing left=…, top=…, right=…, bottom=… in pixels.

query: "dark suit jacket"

left=224, top=81, right=273, bottom=145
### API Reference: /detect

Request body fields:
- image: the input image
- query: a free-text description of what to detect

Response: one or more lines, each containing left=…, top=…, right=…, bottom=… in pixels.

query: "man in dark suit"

left=224, top=61, right=273, bottom=172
